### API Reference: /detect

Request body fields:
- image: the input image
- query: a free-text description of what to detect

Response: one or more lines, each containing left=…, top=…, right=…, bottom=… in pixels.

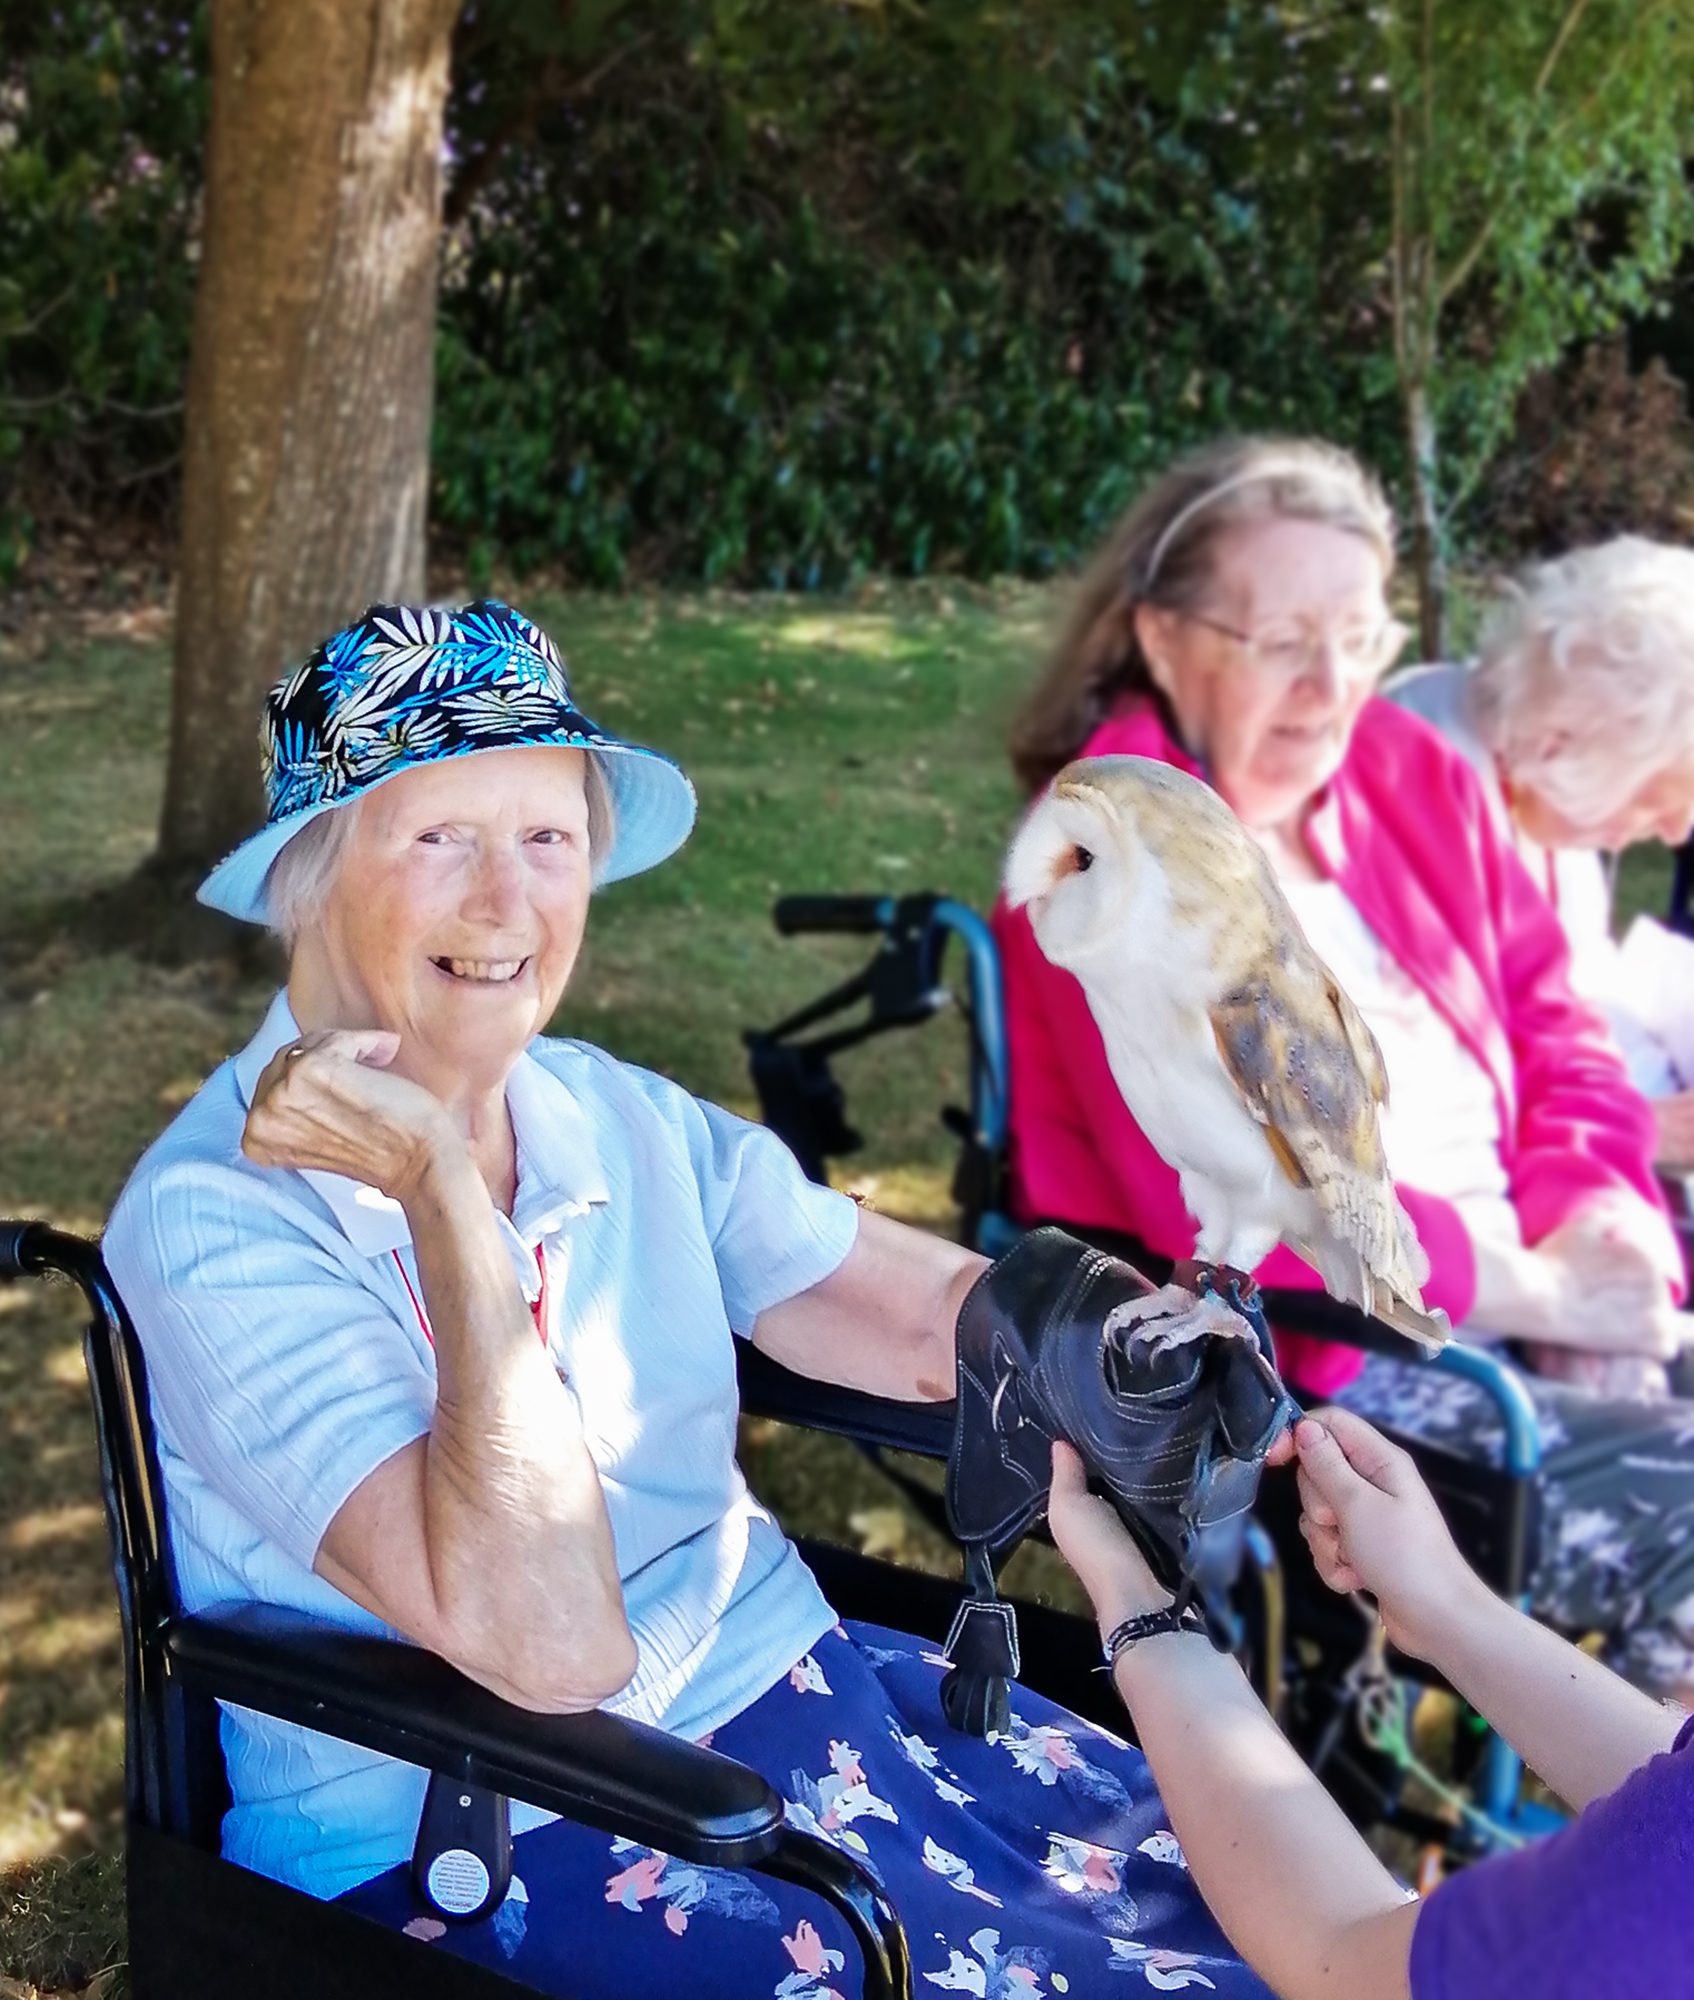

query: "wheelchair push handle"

left=1, top=1218, right=48, bottom=1279
left=774, top=894, right=897, bottom=936
left=0, top=1221, right=114, bottom=1322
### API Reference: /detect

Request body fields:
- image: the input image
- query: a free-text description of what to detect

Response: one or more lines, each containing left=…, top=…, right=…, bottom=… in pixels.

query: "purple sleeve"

left=1409, top=1717, right=1694, bottom=2000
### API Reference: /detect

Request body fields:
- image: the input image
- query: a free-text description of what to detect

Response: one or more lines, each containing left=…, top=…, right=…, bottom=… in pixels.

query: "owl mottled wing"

left=1208, top=959, right=1428, bottom=1306
left=1320, top=961, right=1391, bottom=1112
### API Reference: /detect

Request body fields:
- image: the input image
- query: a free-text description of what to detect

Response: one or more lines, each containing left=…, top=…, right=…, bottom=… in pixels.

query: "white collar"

left=232, top=991, right=610, bottom=1257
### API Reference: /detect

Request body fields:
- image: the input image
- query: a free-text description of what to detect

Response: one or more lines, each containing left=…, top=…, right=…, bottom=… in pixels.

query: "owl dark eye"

left=1072, top=845, right=1095, bottom=873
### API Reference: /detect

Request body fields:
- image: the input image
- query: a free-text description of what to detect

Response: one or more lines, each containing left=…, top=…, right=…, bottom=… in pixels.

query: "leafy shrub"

left=0, top=2, right=205, bottom=580
left=30, top=0, right=1676, bottom=593
left=1482, top=339, right=1694, bottom=555
left=432, top=46, right=1382, bottom=589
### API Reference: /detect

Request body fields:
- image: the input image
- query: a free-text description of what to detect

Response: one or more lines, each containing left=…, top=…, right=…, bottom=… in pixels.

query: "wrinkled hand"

left=1532, top=1204, right=1683, bottom=1361
left=1289, top=1407, right=1477, bottom=1662
left=1653, top=1090, right=1694, bottom=1173
left=242, top=1029, right=455, bottom=1204
left=1520, top=1344, right=1671, bottom=1401
left=1046, top=1441, right=1172, bottom=1632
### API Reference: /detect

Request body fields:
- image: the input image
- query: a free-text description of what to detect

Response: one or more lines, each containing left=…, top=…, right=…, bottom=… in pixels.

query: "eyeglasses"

left=1175, top=608, right=1409, bottom=683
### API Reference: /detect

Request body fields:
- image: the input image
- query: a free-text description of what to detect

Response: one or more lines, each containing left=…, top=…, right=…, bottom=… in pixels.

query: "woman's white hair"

left=1470, top=536, right=1694, bottom=826
left=265, top=751, right=617, bottom=946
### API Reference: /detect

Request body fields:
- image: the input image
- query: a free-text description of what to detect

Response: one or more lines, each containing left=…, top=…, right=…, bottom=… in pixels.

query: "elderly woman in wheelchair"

left=100, top=599, right=1295, bottom=1998
left=995, top=435, right=1694, bottom=1707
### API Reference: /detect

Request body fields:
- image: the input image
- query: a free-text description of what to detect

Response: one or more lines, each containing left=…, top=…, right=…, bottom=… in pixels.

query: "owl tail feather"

left=1369, top=1281, right=1449, bottom=1354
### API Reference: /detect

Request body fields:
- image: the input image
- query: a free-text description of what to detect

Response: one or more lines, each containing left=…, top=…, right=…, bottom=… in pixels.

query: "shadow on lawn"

left=0, top=1282, right=128, bottom=1992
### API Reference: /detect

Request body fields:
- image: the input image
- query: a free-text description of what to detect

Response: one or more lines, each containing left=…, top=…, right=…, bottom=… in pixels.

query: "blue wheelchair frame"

left=751, top=890, right=1554, bottom=1843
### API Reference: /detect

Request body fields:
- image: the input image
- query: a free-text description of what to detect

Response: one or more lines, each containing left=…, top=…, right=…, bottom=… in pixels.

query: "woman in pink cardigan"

left=995, top=435, right=1694, bottom=1697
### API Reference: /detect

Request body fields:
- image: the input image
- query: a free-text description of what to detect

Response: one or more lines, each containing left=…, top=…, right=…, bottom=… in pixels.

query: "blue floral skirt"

left=338, top=1620, right=1267, bottom=1998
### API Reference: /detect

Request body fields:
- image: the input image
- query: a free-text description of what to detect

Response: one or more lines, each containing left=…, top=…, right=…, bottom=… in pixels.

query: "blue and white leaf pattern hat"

left=197, top=600, right=697, bottom=924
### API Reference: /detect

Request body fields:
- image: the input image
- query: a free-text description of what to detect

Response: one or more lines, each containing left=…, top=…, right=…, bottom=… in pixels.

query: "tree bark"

left=1402, top=370, right=1446, bottom=662
left=159, top=0, right=463, bottom=874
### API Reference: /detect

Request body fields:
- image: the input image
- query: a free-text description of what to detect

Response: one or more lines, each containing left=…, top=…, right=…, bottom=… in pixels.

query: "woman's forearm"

left=1420, top=1578, right=1686, bottom=1809
left=404, top=1142, right=635, bottom=1709
left=1112, top=1631, right=1418, bottom=2000
left=1464, top=1231, right=1560, bottom=1342
left=750, top=1209, right=980, bottom=1402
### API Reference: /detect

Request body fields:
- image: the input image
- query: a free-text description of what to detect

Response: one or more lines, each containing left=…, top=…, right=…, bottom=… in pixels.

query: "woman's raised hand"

left=243, top=1029, right=456, bottom=1203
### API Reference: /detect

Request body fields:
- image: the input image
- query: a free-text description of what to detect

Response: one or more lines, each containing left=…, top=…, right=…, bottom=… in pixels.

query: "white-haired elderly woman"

left=103, top=601, right=1272, bottom=1999
left=1392, top=538, right=1694, bottom=1176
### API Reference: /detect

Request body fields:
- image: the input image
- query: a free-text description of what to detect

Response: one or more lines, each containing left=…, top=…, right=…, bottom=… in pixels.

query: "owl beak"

left=1003, top=815, right=1052, bottom=914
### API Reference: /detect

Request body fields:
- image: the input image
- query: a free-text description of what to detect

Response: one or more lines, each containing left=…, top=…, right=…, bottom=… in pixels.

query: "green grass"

left=0, top=581, right=1057, bottom=1989
left=0, top=586, right=1674, bottom=1989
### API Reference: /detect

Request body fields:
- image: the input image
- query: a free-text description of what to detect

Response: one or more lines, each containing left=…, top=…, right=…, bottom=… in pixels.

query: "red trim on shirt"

left=392, top=1241, right=550, bottom=1347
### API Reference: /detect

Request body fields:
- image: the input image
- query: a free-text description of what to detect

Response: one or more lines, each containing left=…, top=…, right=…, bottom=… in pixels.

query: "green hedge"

left=0, top=4, right=1396, bottom=589
left=0, top=2, right=204, bottom=578
left=431, top=64, right=1385, bottom=589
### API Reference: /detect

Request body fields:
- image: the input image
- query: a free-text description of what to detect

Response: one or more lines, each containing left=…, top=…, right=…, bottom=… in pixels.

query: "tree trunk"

left=158, top=0, right=463, bottom=875
left=1402, top=370, right=1446, bottom=662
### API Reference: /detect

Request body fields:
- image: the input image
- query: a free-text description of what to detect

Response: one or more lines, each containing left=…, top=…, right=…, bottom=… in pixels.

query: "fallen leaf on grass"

left=850, top=1506, right=918, bottom=1562
left=0, top=1972, right=121, bottom=2000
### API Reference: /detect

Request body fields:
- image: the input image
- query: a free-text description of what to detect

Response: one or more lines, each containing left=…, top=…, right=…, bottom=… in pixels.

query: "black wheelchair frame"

left=0, top=1221, right=920, bottom=2000
left=744, top=890, right=1553, bottom=1847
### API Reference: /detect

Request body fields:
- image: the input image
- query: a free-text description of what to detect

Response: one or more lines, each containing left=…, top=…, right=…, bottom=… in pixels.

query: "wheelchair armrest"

left=165, top=1606, right=784, bottom=1869
left=737, top=1340, right=954, bottom=1461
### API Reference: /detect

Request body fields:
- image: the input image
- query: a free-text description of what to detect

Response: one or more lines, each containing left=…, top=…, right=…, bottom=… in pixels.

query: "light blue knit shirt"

left=103, top=991, right=858, bottom=1900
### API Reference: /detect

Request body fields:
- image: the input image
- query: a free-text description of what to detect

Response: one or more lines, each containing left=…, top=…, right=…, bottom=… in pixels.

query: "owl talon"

left=1103, top=1283, right=1255, bottom=1353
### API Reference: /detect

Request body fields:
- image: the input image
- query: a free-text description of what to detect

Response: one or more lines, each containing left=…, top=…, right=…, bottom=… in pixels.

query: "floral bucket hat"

left=198, top=600, right=697, bottom=925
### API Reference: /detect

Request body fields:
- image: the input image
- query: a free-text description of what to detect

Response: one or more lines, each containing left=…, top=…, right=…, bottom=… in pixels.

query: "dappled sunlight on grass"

left=4, top=1614, right=119, bottom=1675
left=37, top=1349, right=92, bottom=1392
left=0, top=1592, right=42, bottom=1639
left=2, top=1505, right=104, bottom=1554
left=773, top=611, right=918, bottom=657
left=828, top=1161, right=957, bottom=1231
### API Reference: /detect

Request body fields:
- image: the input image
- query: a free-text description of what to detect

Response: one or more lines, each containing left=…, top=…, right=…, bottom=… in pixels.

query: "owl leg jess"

left=1144, top=1220, right=1280, bottom=1353
left=1173, top=1257, right=1274, bottom=1352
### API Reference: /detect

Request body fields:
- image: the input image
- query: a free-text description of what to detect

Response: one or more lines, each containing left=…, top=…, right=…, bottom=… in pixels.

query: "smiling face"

left=1134, top=516, right=1393, bottom=832
left=290, top=745, right=594, bottom=1095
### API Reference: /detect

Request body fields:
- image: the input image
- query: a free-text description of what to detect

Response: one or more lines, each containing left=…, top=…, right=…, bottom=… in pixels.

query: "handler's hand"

left=243, top=1029, right=455, bottom=1203
left=1047, top=1440, right=1172, bottom=1635
left=1292, top=1408, right=1478, bottom=1663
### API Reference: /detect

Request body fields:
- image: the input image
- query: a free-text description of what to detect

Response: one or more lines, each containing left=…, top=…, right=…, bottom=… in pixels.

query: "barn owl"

left=1004, top=754, right=1447, bottom=1353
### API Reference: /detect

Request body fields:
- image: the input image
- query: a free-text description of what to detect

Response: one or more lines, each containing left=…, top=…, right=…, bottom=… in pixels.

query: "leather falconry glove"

left=940, top=1227, right=1298, bottom=1735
